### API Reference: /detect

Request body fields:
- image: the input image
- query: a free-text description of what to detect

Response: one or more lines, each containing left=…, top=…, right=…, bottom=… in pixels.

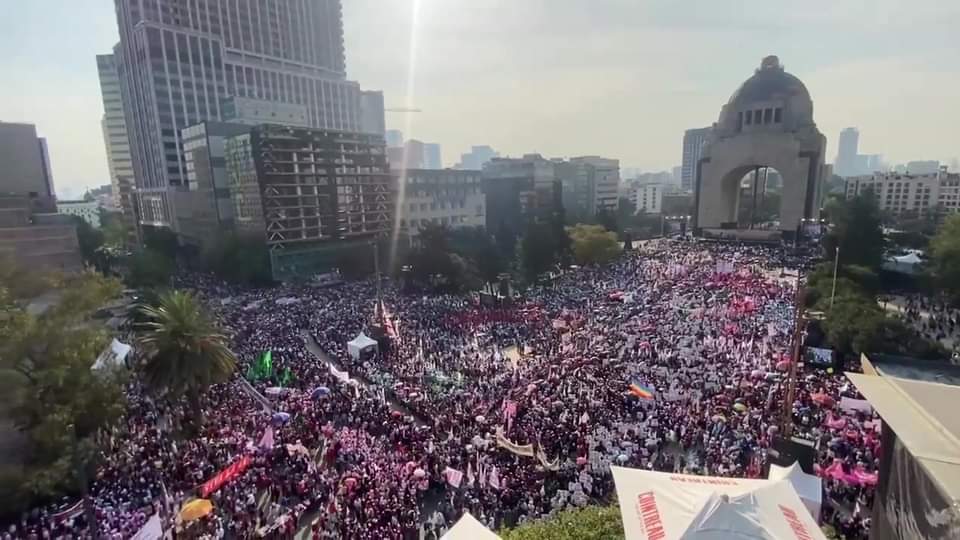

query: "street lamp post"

left=830, top=246, right=840, bottom=310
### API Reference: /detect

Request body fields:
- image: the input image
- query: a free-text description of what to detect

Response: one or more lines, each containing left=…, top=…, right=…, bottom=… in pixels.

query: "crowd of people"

left=882, top=293, right=960, bottom=355
left=8, top=239, right=879, bottom=539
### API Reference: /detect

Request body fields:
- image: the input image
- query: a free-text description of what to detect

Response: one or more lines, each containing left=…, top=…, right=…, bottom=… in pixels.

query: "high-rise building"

left=0, top=122, right=56, bottom=213
left=482, top=154, right=561, bottom=241
left=0, top=124, right=81, bottom=272
left=672, top=166, right=682, bottom=185
left=834, top=127, right=862, bottom=177
left=556, top=156, right=620, bottom=219
left=225, top=124, right=392, bottom=280
left=95, top=53, right=136, bottom=223
left=393, top=169, right=484, bottom=237
left=176, top=121, right=251, bottom=246
left=114, top=0, right=364, bottom=228
left=385, top=130, right=404, bottom=148
left=457, top=145, right=499, bottom=170
left=360, top=90, right=386, bottom=135
left=906, top=160, right=941, bottom=175
left=403, top=140, right=426, bottom=169
left=423, top=143, right=443, bottom=169
left=681, top=127, right=711, bottom=192
left=845, top=168, right=960, bottom=215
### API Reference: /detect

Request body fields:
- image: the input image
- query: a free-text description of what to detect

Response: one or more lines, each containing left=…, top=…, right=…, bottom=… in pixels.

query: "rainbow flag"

left=628, top=381, right=656, bottom=400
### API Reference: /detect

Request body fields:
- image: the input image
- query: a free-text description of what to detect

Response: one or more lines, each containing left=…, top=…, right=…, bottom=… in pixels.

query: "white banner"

left=131, top=514, right=163, bottom=540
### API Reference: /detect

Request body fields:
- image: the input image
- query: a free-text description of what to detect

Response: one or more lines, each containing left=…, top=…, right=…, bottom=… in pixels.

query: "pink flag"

left=503, top=400, right=518, bottom=431
left=259, top=426, right=275, bottom=450
left=443, top=467, right=463, bottom=488
left=488, top=466, right=501, bottom=490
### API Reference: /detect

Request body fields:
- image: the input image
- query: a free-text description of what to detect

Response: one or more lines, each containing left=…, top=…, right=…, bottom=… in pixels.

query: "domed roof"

left=728, top=56, right=810, bottom=107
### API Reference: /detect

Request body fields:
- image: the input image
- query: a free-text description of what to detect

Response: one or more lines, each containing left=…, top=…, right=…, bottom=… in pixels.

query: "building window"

left=763, top=108, right=772, bottom=124
left=745, top=110, right=752, bottom=125
left=774, top=108, right=782, bottom=122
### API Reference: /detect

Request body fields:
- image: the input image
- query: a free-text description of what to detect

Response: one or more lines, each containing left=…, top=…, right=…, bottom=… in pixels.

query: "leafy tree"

left=127, top=248, right=174, bottom=289
left=929, top=214, right=960, bottom=303
left=596, top=208, right=619, bottom=234
left=200, top=232, right=272, bottom=285
left=136, top=290, right=237, bottom=427
left=500, top=506, right=623, bottom=540
left=73, top=217, right=104, bottom=267
left=0, top=270, right=126, bottom=521
left=99, top=209, right=129, bottom=248
left=567, top=224, right=621, bottom=266
left=449, top=227, right=505, bottom=292
left=823, top=189, right=885, bottom=271
left=519, top=222, right=557, bottom=282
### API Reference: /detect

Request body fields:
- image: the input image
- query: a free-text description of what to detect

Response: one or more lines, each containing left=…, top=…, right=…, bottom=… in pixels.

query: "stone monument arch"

left=694, top=55, right=827, bottom=241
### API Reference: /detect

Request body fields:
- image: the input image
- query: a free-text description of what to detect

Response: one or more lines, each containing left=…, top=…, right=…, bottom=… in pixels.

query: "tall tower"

left=835, top=127, right=859, bottom=176
left=682, top=127, right=712, bottom=192
left=114, top=0, right=362, bottom=227
left=96, top=53, right=135, bottom=221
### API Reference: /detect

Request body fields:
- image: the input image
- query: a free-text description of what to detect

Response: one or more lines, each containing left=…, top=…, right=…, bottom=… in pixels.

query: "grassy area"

left=499, top=506, right=624, bottom=540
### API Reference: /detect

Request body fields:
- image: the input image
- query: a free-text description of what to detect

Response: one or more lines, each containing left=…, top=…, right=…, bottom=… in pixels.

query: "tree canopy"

left=500, top=506, right=623, bottom=540
left=136, top=290, right=236, bottom=426
left=823, top=189, right=885, bottom=271
left=929, top=214, right=960, bottom=303
left=0, top=269, right=126, bottom=514
left=567, top=224, right=621, bottom=266
left=200, top=232, right=273, bottom=285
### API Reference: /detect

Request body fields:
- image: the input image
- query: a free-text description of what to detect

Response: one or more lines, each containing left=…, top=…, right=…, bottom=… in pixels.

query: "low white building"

left=57, top=200, right=101, bottom=228
left=634, top=182, right=670, bottom=214
left=393, top=169, right=485, bottom=236
left=844, top=167, right=960, bottom=215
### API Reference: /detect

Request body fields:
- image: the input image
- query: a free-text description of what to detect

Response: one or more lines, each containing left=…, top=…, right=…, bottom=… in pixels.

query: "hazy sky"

left=1, top=1, right=958, bottom=197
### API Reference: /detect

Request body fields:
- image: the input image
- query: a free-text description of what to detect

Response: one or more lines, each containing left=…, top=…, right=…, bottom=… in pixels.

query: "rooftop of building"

left=849, top=355, right=960, bottom=508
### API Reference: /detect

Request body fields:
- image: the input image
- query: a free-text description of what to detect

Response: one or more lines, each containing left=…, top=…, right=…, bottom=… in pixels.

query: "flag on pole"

left=259, top=426, right=274, bottom=451
left=488, top=466, right=501, bottom=490
left=628, top=381, right=656, bottom=400
left=443, top=467, right=463, bottom=488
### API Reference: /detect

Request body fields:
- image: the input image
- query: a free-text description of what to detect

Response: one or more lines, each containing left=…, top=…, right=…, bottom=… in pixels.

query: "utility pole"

left=373, top=242, right=383, bottom=322
left=781, top=285, right=806, bottom=437
left=830, top=246, right=840, bottom=310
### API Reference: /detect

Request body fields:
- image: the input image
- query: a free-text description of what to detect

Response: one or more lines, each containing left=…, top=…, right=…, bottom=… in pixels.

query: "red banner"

left=199, top=455, right=253, bottom=497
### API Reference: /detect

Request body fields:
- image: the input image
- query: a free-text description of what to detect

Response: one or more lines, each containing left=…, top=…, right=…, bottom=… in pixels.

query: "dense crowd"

left=8, top=239, right=878, bottom=539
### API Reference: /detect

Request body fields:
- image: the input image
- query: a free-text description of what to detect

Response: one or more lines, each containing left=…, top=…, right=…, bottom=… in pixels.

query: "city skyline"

left=1, top=0, right=958, bottom=197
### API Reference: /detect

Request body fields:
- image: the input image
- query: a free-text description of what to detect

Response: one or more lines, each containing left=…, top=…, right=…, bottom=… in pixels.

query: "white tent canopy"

left=441, top=512, right=500, bottom=540
left=347, top=333, right=378, bottom=360
left=92, top=338, right=132, bottom=370
left=611, top=466, right=825, bottom=540
left=768, top=462, right=822, bottom=520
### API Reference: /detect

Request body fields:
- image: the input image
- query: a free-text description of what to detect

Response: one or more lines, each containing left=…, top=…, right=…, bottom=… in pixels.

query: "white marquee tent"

left=347, top=333, right=378, bottom=360
left=441, top=512, right=500, bottom=540
left=611, top=466, right=825, bottom=540
left=768, top=462, right=822, bottom=520
left=91, top=338, right=132, bottom=371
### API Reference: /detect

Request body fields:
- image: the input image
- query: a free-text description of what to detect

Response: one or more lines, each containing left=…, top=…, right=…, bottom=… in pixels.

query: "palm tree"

left=136, top=290, right=236, bottom=426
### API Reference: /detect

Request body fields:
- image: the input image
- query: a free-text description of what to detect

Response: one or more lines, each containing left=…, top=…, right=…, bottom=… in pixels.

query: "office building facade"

left=844, top=168, right=960, bottom=215
left=114, top=0, right=364, bottom=228
left=96, top=53, right=136, bottom=223
left=423, top=143, right=443, bottom=169
left=557, top=156, right=620, bottom=219
left=225, top=124, right=392, bottom=279
left=176, top=121, right=251, bottom=245
left=482, top=154, right=562, bottom=240
left=57, top=200, right=102, bottom=228
left=359, top=90, right=386, bottom=135
left=393, top=169, right=484, bottom=237
left=0, top=122, right=56, bottom=213
left=458, top=145, right=499, bottom=170
left=635, top=182, right=669, bottom=214
left=681, top=127, right=711, bottom=192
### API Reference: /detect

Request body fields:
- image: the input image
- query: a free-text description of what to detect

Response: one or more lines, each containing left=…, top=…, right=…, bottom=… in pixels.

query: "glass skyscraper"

left=114, top=0, right=364, bottom=226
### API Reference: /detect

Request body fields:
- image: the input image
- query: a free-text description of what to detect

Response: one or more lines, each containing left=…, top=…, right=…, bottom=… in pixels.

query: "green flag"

left=260, top=350, right=273, bottom=378
left=279, top=367, right=293, bottom=387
